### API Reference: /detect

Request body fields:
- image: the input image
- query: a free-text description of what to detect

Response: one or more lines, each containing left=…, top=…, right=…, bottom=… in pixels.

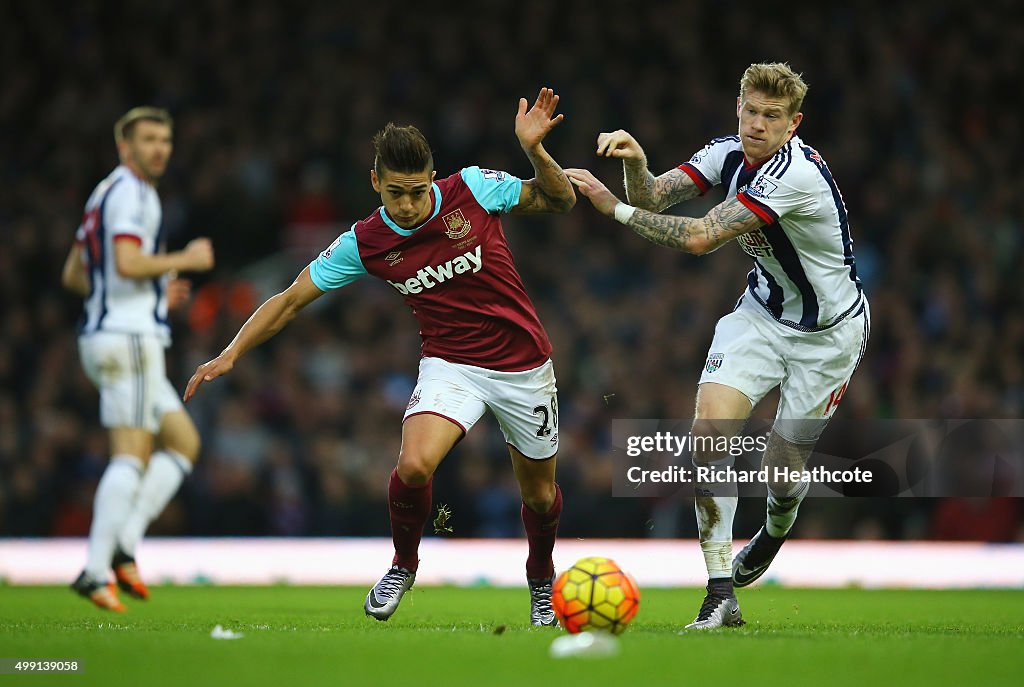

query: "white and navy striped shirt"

left=75, top=165, right=170, bottom=344
left=679, top=135, right=864, bottom=331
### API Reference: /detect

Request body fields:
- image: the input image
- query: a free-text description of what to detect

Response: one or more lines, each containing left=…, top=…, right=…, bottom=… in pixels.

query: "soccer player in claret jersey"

left=184, top=88, right=575, bottom=625
left=566, top=63, right=869, bottom=629
left=62, top=107, right=215, bottom=611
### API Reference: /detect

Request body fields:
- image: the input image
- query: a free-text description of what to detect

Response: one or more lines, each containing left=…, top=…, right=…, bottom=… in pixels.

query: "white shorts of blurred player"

left=78, top=332, right=183, bottom=434
left=403, top=357, right=559, bottom=460
left=698, top=295, right=870, bottom=444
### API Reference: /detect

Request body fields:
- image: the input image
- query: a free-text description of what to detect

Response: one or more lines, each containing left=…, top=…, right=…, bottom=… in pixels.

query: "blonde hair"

left=114, top=106, right=173, bottom=144
left=739, top=63, right=808, bottom=115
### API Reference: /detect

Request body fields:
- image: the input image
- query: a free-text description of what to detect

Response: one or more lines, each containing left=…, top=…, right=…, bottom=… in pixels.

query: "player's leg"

left=391, top=413, right=464, bottom=566
left=72, top=425, right=149, bottom=612
left=114, top=399, right=198, bottom=600
left=734, top=301, right=870, bottom=587
left=732, top=433, right=813, bottom=587
left=685, top=302, right=783, bottom=629
left=510, top=447, right=561, bottom=626
left=364, top=413, right=463, bottom=620
left=366, top=357, right=487, bottom=620
left=73, top=333, right=156, bottom=611
left=685, top=382, right=752, bottom=629
left=488, top=359, right=561, bottom=626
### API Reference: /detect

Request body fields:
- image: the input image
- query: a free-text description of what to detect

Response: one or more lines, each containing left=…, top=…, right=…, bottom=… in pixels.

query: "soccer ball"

left=551, top=556, right=640, bottom=635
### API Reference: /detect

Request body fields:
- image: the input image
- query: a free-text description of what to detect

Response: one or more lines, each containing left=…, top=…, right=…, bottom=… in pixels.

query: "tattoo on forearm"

left=626, top=197, right=762, bottom=254
left=625, top=166, right=701, bottom=212
left=623, top=163, right=657, bottom=209
left=516, top=152, right=574, bottom=213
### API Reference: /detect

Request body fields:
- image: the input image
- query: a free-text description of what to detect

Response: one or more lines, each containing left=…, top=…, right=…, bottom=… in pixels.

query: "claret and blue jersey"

left=679, top=135, right=864, bottom=331
left=309, top=166, right=552, bottom=372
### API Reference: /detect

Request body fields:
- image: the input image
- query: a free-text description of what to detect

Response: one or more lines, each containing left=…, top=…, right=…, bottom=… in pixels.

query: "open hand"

left=515, top=87, right=564, bottom=151
left=564, top=168, right=622, bottom=217
left=183, top=354, right=234, bottom=402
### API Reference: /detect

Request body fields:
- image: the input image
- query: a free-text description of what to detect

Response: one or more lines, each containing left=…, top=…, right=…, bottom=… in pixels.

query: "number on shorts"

left=533, top=396, right=558, bottom=438
left=824, top=381, right=848, bottom=416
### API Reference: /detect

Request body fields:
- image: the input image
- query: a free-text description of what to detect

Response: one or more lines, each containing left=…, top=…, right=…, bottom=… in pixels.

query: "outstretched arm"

left=183, top=267, right=324, bottom=401
left=510, top=87, right=576, bottom=214
left=595, top=130, right=703, bottom=212
left=564, top=168, right=764, bottom=255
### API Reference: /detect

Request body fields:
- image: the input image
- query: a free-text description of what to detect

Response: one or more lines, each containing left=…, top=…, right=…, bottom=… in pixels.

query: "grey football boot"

left=684, top=580, right=744, bottom=629
left=528, top=574, right=558, bottom=626
left=364, top=565, right=416, bottom=621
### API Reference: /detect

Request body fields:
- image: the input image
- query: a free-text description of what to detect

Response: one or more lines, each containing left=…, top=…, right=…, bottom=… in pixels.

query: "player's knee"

left=689, top=417, right=731, bottom=467
left=166, top=425, right=201, bottom=462
left=520, top=481, right=556, bottom=513
left=694, top=384, right=750, bottom=422
left=396, top=451, right=436, bottom=487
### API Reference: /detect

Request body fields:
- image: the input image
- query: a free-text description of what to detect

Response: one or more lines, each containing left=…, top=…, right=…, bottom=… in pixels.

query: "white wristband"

left=613, top=202, right=636, bottom=225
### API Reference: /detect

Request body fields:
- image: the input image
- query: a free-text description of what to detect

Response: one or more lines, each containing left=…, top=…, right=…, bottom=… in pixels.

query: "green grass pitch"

left=1, top=585, right=1021, bottom=686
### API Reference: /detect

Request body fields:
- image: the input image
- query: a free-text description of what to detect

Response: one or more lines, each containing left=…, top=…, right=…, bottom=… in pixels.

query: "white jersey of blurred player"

left=64, top=108, right=212, bottom=612
left=78, top=165, right=171, bottom=345
left=680, top=134, right=864, bottom=331
left=77, top=165, right=180, bottom=432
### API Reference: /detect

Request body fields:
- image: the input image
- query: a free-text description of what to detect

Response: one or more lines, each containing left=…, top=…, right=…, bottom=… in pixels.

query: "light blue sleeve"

left=460, top=166, right=523, bottom=214
left=307, top=227, right=367, bottom=291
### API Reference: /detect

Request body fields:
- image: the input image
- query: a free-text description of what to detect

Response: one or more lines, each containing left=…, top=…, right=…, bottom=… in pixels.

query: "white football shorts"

left=403, top=357, right=559, bottom=460
left=698, top=295, right=870, bottom=443
left=78, top=332, right=183, bottom=433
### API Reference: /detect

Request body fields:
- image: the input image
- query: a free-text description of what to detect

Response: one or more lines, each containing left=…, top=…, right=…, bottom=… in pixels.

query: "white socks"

left=766, top=481, right=809, bottom=538
left=118, top=450, right=193, bottom=557
left=85, top=455, right=144, bottom=580
left=696, top=496, right=737, bottom=578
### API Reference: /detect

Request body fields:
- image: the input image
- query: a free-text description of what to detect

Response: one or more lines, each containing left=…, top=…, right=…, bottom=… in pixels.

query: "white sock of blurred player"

left=84, top=455, right=144, bottom=580
left=117, top=449, right=193, bottom=556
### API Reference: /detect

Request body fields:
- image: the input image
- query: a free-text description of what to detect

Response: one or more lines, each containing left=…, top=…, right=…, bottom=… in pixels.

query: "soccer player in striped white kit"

left=567, top=63, right=869, bottom=628
left=62, top=107, right=214, bottom=611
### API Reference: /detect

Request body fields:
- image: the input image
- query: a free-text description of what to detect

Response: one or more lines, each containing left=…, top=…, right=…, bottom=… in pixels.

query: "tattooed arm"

left=624, top=165, right=703, bottom=212
left=625, top=197, right=762, bottom=254
left=595, top=130, right=702, bottom=212
left=564, top=168, right=764, bottom=255
left=510, top=87, right=576, bottom=214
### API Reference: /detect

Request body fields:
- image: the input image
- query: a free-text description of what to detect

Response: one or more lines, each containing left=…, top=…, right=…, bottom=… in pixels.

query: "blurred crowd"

left=1, top=0, right=1021, bottom=543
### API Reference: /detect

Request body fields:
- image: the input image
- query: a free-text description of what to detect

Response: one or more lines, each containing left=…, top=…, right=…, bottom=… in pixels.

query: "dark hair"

left=372, top=123, right=433, bottom=177
left=114, top=106, right=173, bottom=144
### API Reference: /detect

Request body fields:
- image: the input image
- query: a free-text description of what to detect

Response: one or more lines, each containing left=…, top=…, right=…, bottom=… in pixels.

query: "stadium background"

left=1, top=0, right=1021, bottom=546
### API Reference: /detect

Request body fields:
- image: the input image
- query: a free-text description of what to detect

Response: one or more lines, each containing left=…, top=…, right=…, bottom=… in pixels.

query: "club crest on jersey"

left=705, top=353, right=724, bottom=373
left=386, top=251, right=403, bottom=266
left=442, top=209, right=472, bottom=239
